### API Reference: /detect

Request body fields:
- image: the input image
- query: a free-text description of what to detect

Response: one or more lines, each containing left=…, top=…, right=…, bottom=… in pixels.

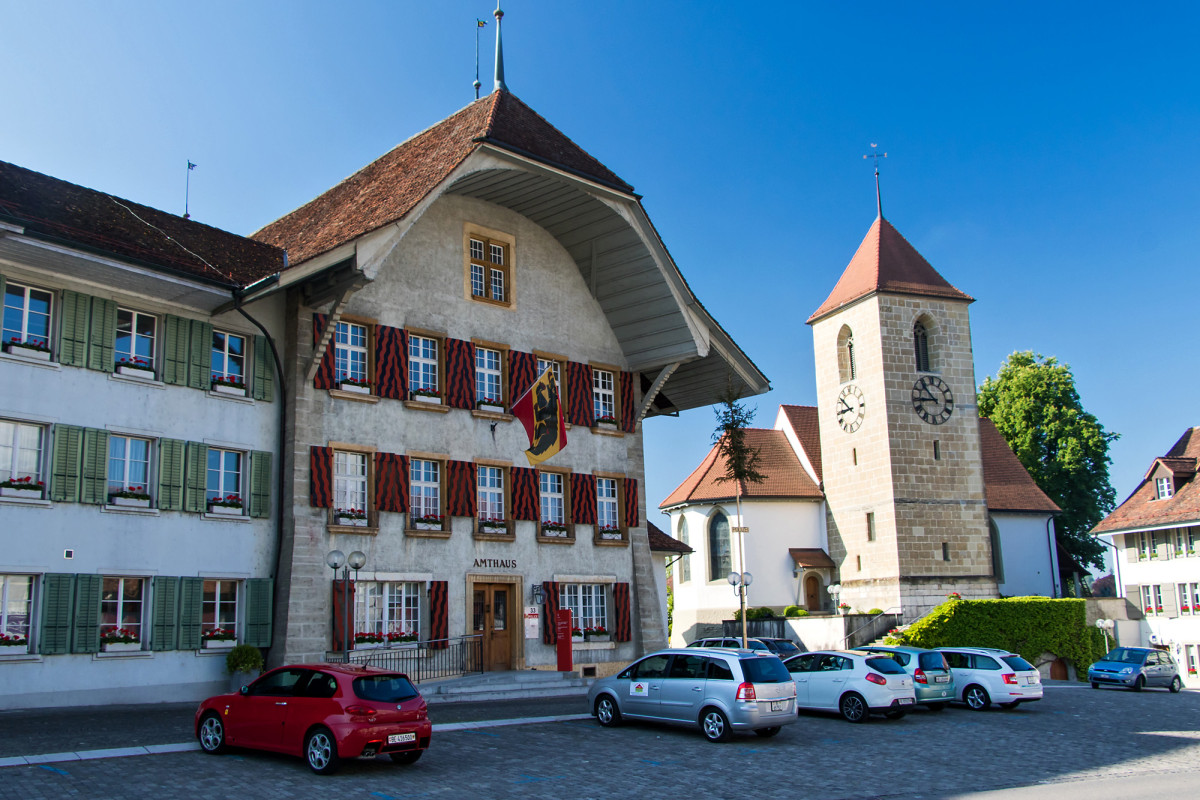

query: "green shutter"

left=58, top=290, right=92, bottom=367
left=244, top=578, right=274, bottom=647
left=249, top=450, right=271, bottom=519
left=184, top=441, right=209, bottom=512
left=158, top=439, right=186, bottom=511
left=86, top=297, right=116, bottom=372
left=38, top=574, right=76, bottom=655
left=150, top=576, right=180, bottom=651
left=71, top=574, right=102, bottom=654
left=50, top=424, right=84, bottom=502
left=162, top=315, right=190, bottom=386
left=252, top=335, right=274, bottom=402
left=178, top=577, right=203, bottom=650
left=80, top=428, right=110, bottom=505
left=187, top=319, right=213, bottom=389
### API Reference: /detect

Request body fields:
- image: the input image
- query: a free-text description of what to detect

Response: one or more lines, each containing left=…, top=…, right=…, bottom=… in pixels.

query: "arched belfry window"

left=837, top=325, right=856, bottom=383
left=678, top=516, right=691, bottom=583
left=914, top=321, right=930, bottom=372
left=708, top=511, right=732, bottom=582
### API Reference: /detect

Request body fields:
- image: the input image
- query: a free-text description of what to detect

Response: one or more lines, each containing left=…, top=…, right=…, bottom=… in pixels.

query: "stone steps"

left=421, top=670, right=593, bottom=705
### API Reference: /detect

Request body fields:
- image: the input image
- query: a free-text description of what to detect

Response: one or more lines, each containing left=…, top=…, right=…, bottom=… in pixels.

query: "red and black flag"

left=512, top=367, right=567, bottom=466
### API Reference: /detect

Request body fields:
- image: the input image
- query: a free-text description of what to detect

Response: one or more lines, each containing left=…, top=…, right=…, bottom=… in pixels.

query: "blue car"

left=1088, top=647, right=1182, bottom=692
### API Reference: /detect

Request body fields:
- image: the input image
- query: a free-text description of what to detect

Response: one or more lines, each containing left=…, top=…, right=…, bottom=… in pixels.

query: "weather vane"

left=474, top=17, right=487, bottom=99
left=863, top=143, right=887, bottom=218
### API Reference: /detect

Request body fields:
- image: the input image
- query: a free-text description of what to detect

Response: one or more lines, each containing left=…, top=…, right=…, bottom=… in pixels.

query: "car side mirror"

left=240, top=685, right=249, bottom=695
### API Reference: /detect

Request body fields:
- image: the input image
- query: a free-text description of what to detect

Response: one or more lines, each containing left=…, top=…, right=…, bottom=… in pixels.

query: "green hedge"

left=733, top=606, right=777, bottom=621
left=893, top=597, right=1107, bottom=679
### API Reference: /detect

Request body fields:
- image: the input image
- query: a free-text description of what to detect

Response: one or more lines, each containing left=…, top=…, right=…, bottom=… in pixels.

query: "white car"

left=783, top=650, right=916, bottom=722
left=937, top=647, right=1043, bottom=710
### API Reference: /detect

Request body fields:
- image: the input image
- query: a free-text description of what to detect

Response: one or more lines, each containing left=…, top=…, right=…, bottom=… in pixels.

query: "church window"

left=933, top=440, right=941, bottom=460
left=942, top=542, right=951, bottom=562
left=836, top=325, right=856, bottom=383
left=678, top=517, right=691, bottom=583
left=989, top=519, right=1005, bottom=583
left=866, top=512, right=876, bottom=542
left=914, top=321, right=930, bottom=372
left=856, top=555, right=862, bottom=571
left=708, top=511, right=731, bottom=582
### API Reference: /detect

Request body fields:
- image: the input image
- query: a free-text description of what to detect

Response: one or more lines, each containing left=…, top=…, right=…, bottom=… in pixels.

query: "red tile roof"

left=979, top=418, right=1060, bottom=513
left=0, top=160, right=285, bottom=286
left=659, top=428, right=824, bottom=508
left=253, top=91, right=633, bottom=266
left=1092, top=427, right=1200, bottom=534
left=789, top=548, right=836, bottom=569
left=648, top=521, right=693, bottom=554
left=807, top=216, right=973, bottom=324
left=780, top=404, right=823, bottom=483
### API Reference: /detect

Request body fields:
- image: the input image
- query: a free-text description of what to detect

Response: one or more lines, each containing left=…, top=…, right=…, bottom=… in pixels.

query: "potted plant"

left=354, top=631, right=385, bottom=648
left=202, top=627, right=237, bottom=649
left=115, top=356, right=155, bottom=378
left=110, top=485, right=152, bottom=508
left=411, top=387, right=441, bottom=404
left=1190, top=667, right=1197, bottom=676
left=1155, top=605, right=1164, bottom=613
left=385, top=631, right=419, bottom=648
left=0, top=633, right=29, bottom=650
left=1182, top=605, right=1191, bottom=613
left=946, top=592, right=962, bottom=601
left=1144, top=605, right=1153, bottom=613
left=476, top=397, right=505, bottom=414
left=411, top=513, right=443, bottom=531
left=338, top=375, right=372, bottom=395
left=586, top=624, right=610, bottom=643
left=478, top=517, right=509, bottom=535
left=208, top=493, right=244, bottom=516
left=101, top=626, right=141, bottom=653
left=597, top=524, right=622, bottom=540
left=335, top=508, right=368, bottom=527
left=595, top=414, right=619, bottom=428
left=541, top=520, right=568, bottom=537
left=838, top=602, right=851, bottom=615
left=1149, top=552, right=1159, bottom=559
left=1, top=475, right=45, bottom=499
left=226, top=644, right=264, bottom=691
left=1188, top=550, right=1197, bottom=557
left=571, top=626, right=584, bottom=641
left=4, top=336, right=51, bottom=361
left=210, top=374, right=246, bottom=396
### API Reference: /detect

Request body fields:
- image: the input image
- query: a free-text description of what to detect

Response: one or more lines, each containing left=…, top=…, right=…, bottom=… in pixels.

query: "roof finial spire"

left=474, top=17, right=487, bottom=99
left=863, top=143, right=887, bottom=219
left=493, top=2, right=508, bottom=93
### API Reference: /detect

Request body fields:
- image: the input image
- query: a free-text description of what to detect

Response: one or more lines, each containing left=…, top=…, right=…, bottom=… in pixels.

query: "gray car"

left=1088, top=647, right=1183, bottom=692
left=587, top=648, right=797, bottom=742
left=859, top=645, right=955, bottom=710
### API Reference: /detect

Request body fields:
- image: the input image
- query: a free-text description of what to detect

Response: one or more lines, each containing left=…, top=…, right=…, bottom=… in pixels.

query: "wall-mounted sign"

left=524, top=606, right=539, bottom=639
left=472, top=558, right=517, bottom=569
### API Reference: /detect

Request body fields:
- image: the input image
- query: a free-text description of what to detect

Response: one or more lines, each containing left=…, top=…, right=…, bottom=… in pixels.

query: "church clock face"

left=837, top=384, right=866, bottom=433
left=912, top=375, right=954, bottom=425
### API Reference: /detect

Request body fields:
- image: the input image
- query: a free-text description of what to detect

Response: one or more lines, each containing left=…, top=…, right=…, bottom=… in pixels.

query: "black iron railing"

left=329, top=635, right=483, bottom=683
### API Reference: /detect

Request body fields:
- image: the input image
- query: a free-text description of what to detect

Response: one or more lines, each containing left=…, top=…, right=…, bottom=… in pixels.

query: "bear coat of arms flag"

left=512, top=367, right=567, bottom=466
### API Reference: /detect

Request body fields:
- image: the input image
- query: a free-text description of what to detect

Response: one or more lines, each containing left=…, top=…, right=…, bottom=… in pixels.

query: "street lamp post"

left=1095, top=618, right=1115, bottom=652
left=727, top=571, right=754, bottom=647
left=327, top=549, right=367, bottom=656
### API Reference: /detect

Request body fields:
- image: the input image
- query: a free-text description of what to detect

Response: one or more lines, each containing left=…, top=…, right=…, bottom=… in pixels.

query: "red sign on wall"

left=555, top=609, right=573, bottom=672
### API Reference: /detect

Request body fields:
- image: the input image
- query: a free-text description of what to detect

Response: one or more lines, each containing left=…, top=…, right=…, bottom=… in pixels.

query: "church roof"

left=253, top=91, right=633, bottom=266
left=979, top=418, right=1060, bottom=513
left=648, top=521, right=693, bottom=554
left=1092, top=427, right=1200, bottom=535
left=807, top=216, right=973, bottom=325
left=659, top=428, right=824, bottom=508
left=780, top=404, right=823, bottom=483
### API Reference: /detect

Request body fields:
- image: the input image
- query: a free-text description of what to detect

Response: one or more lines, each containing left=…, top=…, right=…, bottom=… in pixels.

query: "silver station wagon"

left=588, top=648, right=798, bottom=742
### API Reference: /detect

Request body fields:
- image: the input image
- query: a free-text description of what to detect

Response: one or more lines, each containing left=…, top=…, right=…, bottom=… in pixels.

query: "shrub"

left=867, top=608, right=884, bottom=615
left=783, top=605, right=803, bottom=618
left=733, top=606, right=777, bottom=621
left=789, top=608, right=810, bottom=617
left=226, top=644, right=264, bottom=675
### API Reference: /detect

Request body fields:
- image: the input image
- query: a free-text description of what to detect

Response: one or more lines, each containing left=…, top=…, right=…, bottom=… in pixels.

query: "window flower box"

left=541, top=521, right=568, bottom=537
left=412, top=514, right=444, bottom=531
left=335, top=508, right=368, bottom=527
left=1149, top=553, right=1159, bottom=559
left=1189, top=668, right=1197, bottom=676
left=477, top=399, right=505, bottom=414
left=203, top=638, right=236, bottom=649
left=595, top=415, right=619, bottom=427
left=208, top=503, right=243, bottom=516
left=1, top=476, right=45, bottom=499
left=479, top=519, right=509, bottom=535
left=211, top=376, right=247, bottom=397
left=116, top=358, right=155, bottom=378
left=598, top=524, right=622, bottom=540
left=571, top=627, right=584, bottom=642
left=1144, top=606, right=1153, bottom=613
left=1155, top=606, right=1164, bottom=613
left=100, top=627, right=140, bottom=651
left=203, top=628, right=237, bottom=649
left=4, top=338, right=52, bottom=360
left=586, top=626, right=610, bottom=642
left=1182, top=605, right=1192, bottom=612
left=110, top=487, right=152, bottom=508
left=0, top=634, right=29, bottom=649
left=102, top=641, right=142, bottom=653
left=338, top=380, right=372, bottom=395
left=1188, top=550, right=1197, bottom=557
left=412, top=389, right=442, bottom=404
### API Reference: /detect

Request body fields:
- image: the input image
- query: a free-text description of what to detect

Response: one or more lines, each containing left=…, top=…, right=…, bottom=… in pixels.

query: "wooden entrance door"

left=473, top=583, right=512, bottom=672
left=805, top=575, right=821, bottom=610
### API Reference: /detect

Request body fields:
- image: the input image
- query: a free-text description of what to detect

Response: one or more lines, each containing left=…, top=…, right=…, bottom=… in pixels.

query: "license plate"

left=1024, top=677, right=1037, bottom=685
left=388, top=733, right=416, bottom=745
left=770, top=700, right=787, bottom=712
left=934, top=675, right=949, bottom=683
left=898, top=697, right=914, bottom=705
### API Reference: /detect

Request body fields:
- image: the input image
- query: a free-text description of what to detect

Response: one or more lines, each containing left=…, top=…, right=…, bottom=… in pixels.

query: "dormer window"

left=1156, top=477, right=1174, bottom=500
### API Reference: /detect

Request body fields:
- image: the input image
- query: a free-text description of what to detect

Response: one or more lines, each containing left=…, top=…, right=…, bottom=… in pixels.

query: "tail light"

left=735, top=682, right=757, bottom=701
left=913, top=668, right=928, bottom=685
left=1002, top=673, right=1018, bottom=685
left=865, top=672, right=887, bottom=686
left=345, top=704, right=378, bottom=716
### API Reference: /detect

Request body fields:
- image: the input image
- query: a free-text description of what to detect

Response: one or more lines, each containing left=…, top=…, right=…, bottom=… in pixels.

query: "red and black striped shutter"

left=613, top=583, right=632, bottom=642
left=444, top=338, right=476, bottom=409
left=447, top=460, right=477, bottom=518
left=566, top=361, right=594, bottom=427
left=310, top=446, right=333, bottom=507
left=428, top=581, right=448, bottom=650
left=570, top=473, right=596, bottom=525
left=542, top=581, right=559, bottom=644
left=332, top=579, right=355, bottom=650
left=375, top=325, right=408, bottom=400
left=620, top=371, right=637, bottom=432
left=511, top=467, right=538, bottom=521
left=508, top=350, right=537, bottom=401
left=374, top=452, right=409, bottom=513
left=624, top=478, right=639, bottom=528
left=312, top=314, right=336, bottom=390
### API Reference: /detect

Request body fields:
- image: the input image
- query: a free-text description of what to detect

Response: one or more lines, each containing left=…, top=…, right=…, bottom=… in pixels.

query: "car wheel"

left=389, top=750, right=423, bottom=765
left=1130, top=675, right=1145, bottom=692
left=884, top=709, right=907, bottom=720
left=838, top=692, right=868, bottom=723
left=1090, top=681, right=1100, bottom=690
left=1169, top=676, right=1182, bottom=694
left=754, top=726, right=782, bottom=738
left=964, top=685, right=991, bottom=711
left=595, top=695, right=621, bottom=727
left=700, top=707, right=731, bottom=742
left=925, top=702, right=947, bottom=712
left=304, top=727, right=341, bottom=775
left=197, top=712, right=226, bottom=754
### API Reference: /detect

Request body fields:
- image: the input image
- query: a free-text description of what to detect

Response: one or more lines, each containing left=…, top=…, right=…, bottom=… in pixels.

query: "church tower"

left=806, top=214, right=998, bottom=620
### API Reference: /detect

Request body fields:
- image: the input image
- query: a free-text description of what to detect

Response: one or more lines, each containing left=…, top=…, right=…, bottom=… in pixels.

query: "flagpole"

left=184, top=160, right=196, bottom=219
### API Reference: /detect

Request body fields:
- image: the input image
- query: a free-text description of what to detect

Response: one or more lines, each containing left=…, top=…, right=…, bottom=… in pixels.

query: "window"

left=210, top=330, right=246, bottom=386
left=709, top=511, right=731, bottom=581
left=334, top=451, right=368, bottom=516
left=408, top=335, right=439, bottom=395
left=1178, top=584, right=1192, bottom=614
left=475, top=347, right=503, bottom=404
left=942, top=542, right=951, bottom=562
left=2, top=282, right=52, bottom=352
left=202, top=579, right=238, bottom=636
left=837, top=325, right=856, bottom=383
left=477, top=466, right=506, bottom=523
left=914, top=321, right=930, bottom=372
left=115, top=308, right=156, bottom=370
left=356, top=581, right=421, bottom=638
left=593, top=369, right=616, bottom=423
left=933, top=440, right=941, bottom=460
left=206, top=448, right=243, bottom=511
left=1189, top=527, right=1199, bottom=553
left=467, top=234, right=510, bottom=305
left=1138, top=532, right=1152, bottom=559
left=107, top=435, right=151, bottom=499
left=540, top=471, right=567, bottom=537
left=1189, top=583, right=1199, bottom=613
left=410, top=459, right=442, bottom=523
left=101, top=577, right=145, bottom=642
left=597, top=477, right=619, bottom=537
left=1156, top=477, right=1174, bottom=500
left=0, top=420, right=44, bottom=487
left=866, top=512, right=876, bottom=542
left=334, top=321, right=368, bottom=387
left=559, top=584, right=607, bottom=631
left=0, top=574, right=32, bottom=644
left=536, top=358, right=562, bottom=389
left=678, top=517, right=691, bottom=582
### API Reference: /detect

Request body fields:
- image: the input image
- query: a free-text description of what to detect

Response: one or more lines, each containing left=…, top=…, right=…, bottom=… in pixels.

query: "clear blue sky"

left=4, top=2, right=1196, bottom=539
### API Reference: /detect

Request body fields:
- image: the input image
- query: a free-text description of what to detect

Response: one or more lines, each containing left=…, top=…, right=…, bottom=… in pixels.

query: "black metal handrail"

left=328, top=634, right=483, bottom=683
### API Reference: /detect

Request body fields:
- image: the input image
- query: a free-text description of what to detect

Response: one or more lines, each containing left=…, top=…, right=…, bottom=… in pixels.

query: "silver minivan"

left=587, top=648, right=797, bottom=742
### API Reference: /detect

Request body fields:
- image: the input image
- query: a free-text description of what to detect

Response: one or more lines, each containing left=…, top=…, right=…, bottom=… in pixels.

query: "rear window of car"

left=772, top=640, right=801, bottom=656
left=918, top=652, right=947, bottom=671
left=1001, top=655, right=1035, bottom=672
left=740, top=656, right=792, bottom=683
left=865, top=657, right=907, bottom=675
left=353, top=674, right=419, bottom=703
left=870, top=650, right=910, bottom=666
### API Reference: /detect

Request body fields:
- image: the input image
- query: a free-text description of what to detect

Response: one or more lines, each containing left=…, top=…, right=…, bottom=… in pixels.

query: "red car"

left=194, top=663, right=432, bottom=774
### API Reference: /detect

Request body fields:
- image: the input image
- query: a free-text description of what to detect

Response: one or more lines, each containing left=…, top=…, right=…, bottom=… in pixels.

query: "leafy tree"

left=977, top=352, right=1118, bottom=570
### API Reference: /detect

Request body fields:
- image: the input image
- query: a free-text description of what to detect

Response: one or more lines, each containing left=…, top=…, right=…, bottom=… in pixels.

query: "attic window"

left=465, top=227, right=514, bottom=308
left=1156, top=477, right=1174, bottom=500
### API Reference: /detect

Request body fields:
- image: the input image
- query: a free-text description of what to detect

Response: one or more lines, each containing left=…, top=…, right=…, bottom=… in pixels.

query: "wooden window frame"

left=472, top=338, right=510, bottom=409
left=406, top=452, right=450, bottom=538
left=327, top=315, right=377, bottom=400
left=329, top=440, right=377, bottom=533
left=405, top=327, right=446, bottom=404
left=464, top=225, right=515, bottom=309
left=590, top=362, right=620, bottom=427
left=475, top=458, right=512, bottom=541
left=593, top=470, right=628, bottom=546
left=537, top=466, right=574, bottom=544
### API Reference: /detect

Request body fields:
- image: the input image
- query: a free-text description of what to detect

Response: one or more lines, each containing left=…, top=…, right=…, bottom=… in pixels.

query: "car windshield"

left=772, top=641, right=801, bottom=656
left=741, top=656, right=792, bottom=683
left=865, top=657, right=907, bottom=675
left=353, top=674, right=419, bottom=703
left=918, top=652, right=947, bottom=670
left=1001, top=655, right=1036, bottom=672
left=1104, top=648, right=1147, bottom=664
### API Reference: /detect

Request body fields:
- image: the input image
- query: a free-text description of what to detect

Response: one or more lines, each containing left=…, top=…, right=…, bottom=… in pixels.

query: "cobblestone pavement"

left=1, top=684, right=1198, bottom=799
